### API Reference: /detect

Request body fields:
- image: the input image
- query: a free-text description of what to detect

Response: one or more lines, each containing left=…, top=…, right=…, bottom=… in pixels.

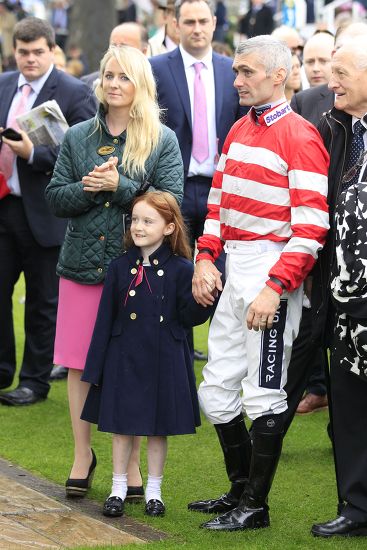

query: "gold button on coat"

left=104, top=201, right=110, bottom=207
left=130, top=313, right=137, bottom=320
left=99, top=235, right=105, bottom=241
left=129, top=290, right=136, bottom=296
left=153, top=259, right=159, bottom=265
left=97, top=267, right=103, bottom=273
left=157, top=269, right=164, bottom=276
left=113, top=138, right=118, bottom=144
left=131, top=268, right=137, bottom=274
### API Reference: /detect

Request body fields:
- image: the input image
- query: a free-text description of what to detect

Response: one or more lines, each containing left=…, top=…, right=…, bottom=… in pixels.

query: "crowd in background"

left=1, top=0, right=367, bottom=74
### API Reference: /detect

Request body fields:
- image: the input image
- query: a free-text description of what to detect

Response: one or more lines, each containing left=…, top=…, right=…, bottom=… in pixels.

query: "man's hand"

left=82, top=156, right=119, bottom=192
left=246, top=285, right=281, bottom=331
left=192, top=259, right=222, bottom=306
left=1, top=129, right=33, bottom=160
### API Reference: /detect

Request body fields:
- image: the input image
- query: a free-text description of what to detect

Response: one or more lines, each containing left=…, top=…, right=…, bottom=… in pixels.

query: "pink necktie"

left=0, top=83, right=32, bottom=191
left=192, top=62, right=209, bottom=164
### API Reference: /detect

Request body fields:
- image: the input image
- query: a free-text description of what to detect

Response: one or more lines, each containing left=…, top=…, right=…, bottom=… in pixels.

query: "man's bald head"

left=109, top=22, right=148, bottom=54
left=303, top=32, right=334, bottom=87
left=271, top=25, right=303, bottom=54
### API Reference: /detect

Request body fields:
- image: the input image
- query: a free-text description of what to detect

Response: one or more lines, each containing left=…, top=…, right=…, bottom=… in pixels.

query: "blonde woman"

left=45, top=46, right=183, bottom=499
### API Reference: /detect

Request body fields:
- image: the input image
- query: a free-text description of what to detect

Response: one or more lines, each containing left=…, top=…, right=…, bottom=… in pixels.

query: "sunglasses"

left=342, top=149, right=367, bottom=186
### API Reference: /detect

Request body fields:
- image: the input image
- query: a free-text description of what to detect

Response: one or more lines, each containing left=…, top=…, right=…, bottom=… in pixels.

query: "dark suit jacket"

left=290, top=84, right=334, bottom=127
left=149, top=48, right=245, bottom=178
left=0, top=67, right=96, bottom=247
left=81, top=70, right=99, bottom=90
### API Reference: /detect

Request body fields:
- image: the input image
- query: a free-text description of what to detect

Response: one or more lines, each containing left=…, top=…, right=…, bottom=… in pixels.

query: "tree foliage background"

left=67, top=0, right=117, bottom=73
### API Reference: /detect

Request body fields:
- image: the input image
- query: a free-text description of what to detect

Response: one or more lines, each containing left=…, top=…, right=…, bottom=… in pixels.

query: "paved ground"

left=0, top=457, right=166, bottom=549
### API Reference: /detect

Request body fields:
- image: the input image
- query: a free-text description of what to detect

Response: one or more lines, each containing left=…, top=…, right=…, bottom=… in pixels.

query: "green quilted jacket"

left=45, top=109, right=184, bottom=284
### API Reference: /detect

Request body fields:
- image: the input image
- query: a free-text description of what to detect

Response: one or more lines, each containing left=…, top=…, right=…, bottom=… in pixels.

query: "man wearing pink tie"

left=150, top=0, right=245, bottom=360
left=0, top=17, right=95, bottom=405
left=150, top=0, right=244, bottom=269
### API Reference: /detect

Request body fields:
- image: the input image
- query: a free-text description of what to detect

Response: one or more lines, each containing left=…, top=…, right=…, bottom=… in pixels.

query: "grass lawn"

left=0, top=277, right=364, bottom=549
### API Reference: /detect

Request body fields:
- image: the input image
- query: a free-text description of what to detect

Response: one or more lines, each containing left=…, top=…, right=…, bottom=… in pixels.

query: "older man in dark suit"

left=0, top=17, right=95, bottom=405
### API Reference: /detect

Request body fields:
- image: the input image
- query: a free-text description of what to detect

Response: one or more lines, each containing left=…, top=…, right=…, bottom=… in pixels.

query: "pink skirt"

left=54, top=278, right=104, bottom=371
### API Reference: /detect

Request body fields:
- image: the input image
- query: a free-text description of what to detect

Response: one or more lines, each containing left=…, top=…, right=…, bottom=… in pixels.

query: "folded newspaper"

left=16, top=100, right=69, bottom=147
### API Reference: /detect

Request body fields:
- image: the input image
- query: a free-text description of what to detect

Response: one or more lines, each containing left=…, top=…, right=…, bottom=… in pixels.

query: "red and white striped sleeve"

left=267, top=129, right=330, bottom=293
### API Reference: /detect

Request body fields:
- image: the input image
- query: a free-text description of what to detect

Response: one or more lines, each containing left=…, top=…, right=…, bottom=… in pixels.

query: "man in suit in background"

left=0, top=17, right=95, bottom=405
left=81, top=22, right=149, bottom=90
left=290, top=31, right=335, bottom=127
left=291, top=23, right=367, bottom=126
left=149, top=0, right=245, bottom=360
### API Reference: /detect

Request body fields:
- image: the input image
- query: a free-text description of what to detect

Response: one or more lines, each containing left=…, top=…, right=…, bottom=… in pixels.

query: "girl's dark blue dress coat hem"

left=81, top=243, right=214, bottom=436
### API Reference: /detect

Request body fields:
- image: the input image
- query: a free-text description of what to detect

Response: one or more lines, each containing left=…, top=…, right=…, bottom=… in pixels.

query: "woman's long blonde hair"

left=95, top=45, right=162, bottom=177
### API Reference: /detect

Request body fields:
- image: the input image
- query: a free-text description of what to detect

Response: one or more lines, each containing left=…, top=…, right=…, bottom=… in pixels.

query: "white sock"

left=145, top=474, right=163, bottom=503
left=109, top=472, right=128, bottom=500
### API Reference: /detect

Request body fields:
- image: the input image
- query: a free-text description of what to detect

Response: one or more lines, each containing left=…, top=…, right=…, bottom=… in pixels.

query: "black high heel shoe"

left=65, top=449, right=97, bottom=497
left=126, top=466, right=144, bottom=503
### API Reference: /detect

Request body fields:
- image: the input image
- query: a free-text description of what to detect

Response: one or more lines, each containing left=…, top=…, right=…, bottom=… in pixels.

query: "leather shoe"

left=145, top=499, right=165, bottom=517
left=49, top=365, right=68, bottom=381
left=296, top=393, right=328, bottom=415
left=194, top=349, right=208, bottom=361
left=0, top=386, right=45, bottom=406
left=188, top=492, right=239, bottom=514
left=200, top=499, right=270, bottom=531
left=103, top=496, right=124, bottom=517
left=311, top=516, right=367, bottom=537
left=126, top=485, right=144, bottom=503
left=0, top=373, right=13, bottom=390
left=66, top=449, right=97, bottom=497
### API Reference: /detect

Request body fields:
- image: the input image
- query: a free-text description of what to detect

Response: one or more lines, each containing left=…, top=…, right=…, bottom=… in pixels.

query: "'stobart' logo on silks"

left=259, top=300, right=287, bottom=389
left=264, top=102, right=292, bottom=127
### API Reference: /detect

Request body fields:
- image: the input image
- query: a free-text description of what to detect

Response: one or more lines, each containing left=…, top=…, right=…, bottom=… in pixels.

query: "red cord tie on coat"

left=124, top=264, right=152, bottom=306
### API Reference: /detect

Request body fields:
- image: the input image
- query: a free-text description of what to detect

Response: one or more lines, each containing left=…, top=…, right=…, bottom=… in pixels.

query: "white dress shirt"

left=7, top=64, right=54, bottom=196
left=179, top=45, right=217, bottom=178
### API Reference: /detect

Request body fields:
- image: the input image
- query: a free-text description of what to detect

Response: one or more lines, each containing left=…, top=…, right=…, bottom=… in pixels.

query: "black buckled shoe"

left=145, top=499, right=165, bottom=517
left=200, top=497, right=270, bottom=531
left=103, top=496, right=124, bottom=517
left=65, top=449, right=97, bottom=497
left=311, top=516, right=367, bottom=537
left=188, top=492, right=240, bottom=514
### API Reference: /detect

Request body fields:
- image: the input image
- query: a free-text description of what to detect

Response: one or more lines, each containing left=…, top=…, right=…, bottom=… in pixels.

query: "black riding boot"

left=188, top=413, right=252, bottom=514
left=201, top=413, right=284, bottom=530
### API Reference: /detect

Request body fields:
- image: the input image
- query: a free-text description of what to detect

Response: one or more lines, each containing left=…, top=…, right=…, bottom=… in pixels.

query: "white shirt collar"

left=18, top=64, right=54, bottom=95
left=179, top=45, right=213, bottom=70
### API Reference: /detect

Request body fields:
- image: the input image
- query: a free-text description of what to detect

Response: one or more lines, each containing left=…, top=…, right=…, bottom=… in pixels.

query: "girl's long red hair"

left=125, top=191, right=192, bottom=260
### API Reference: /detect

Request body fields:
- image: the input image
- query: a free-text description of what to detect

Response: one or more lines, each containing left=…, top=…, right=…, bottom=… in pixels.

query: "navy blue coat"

left=81, top=243, right=214, bottom=436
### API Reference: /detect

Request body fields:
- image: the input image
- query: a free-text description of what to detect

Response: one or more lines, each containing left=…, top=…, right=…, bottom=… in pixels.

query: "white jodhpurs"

left=198, top=240, right=303, bottom=424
